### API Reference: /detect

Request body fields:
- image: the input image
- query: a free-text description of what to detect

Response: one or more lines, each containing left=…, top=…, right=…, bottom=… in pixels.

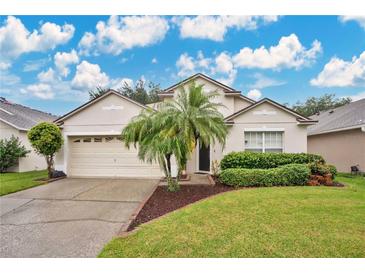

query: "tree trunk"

left=166, top=153, right=171, bottom=175
left=45, top=154, right=54, bottom=179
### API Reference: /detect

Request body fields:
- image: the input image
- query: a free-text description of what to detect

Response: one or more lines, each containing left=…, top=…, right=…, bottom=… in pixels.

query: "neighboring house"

left=54, top=73, right=316, bottom=178
left=0, top=97, right=58, bottom=172
left=308, top=98, right=365, bottom=173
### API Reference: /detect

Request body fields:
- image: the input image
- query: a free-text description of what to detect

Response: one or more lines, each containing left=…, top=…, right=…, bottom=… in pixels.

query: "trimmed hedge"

left=219, top=164, right=310, bottom=187
left=220, top=152, right=324, bottom=170
left=308, top=162, right=338, bottom=179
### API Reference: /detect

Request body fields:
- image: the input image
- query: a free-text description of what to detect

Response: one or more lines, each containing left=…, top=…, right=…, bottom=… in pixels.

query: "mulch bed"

left=127, top=182, right=233, bottom=231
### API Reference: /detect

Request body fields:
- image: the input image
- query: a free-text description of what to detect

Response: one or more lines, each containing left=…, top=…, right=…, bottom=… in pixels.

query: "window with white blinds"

left=244, top=131, right=283, bottom=153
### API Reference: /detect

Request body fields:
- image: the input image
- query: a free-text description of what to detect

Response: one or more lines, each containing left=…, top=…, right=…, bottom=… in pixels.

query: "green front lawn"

left=99, top=174, right=365, bottom=258
left=0, top=170, right=47, bottom=196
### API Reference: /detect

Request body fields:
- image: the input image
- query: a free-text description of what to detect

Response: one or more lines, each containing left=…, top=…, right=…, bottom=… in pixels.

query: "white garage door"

left=68, top=136, right=162, bottom=178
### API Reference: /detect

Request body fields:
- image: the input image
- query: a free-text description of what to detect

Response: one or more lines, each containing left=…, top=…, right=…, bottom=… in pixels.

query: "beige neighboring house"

left=0, top=97, right=57, bottom=172
left=54, top=73, right=316, bottom=178
left=308, top=98, right=365, bottom=173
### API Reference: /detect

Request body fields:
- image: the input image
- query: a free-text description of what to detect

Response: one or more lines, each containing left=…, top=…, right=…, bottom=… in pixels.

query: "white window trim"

left=244, top=128, right=285, bottom=132
left=244, top=130, right=285, bottom=153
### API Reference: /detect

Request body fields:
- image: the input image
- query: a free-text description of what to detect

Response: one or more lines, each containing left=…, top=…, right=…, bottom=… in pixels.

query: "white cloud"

left=339, top=16, right=365, bottom=29
left=176, top=53, right=197, bottom=77
left=23, top=58, right=49, bottom=72
left=216, top=70, right=237, bottom=86
left=1, top=71, right=20, bottom=86
left=176, top=51, right=212, bottom=77
left=22, top=83, right=54, bottom=100
left=0, top=61, right=11, bottom=70
left=247, top=89, right=262, bottom=100
left=151, top=57, right=158, bottom=64
left=54, top=49, right=79, bottom=77
left=110, top=78, right=133, bottom=89
left=78, top=16, right=169, bottom=56
left=176, top=51, right=237, bottom=84
left=233, top=34, right=321, bottom=70
left=248, top=73, right=286, bottom=89
left=310, top=51, right=365, bottom=87
left=37, top=68, right=56, bottom=83
left=78, top=32, right=96, bottom=56
left=173, top=16, right=279, bottom=41
left=71, top=61, right=109, bottom=90
left=0, top=16, right=75, bottom=61
left=346, top=91, right=365, bottom=101
left=215, top=52, right=234, bottom=74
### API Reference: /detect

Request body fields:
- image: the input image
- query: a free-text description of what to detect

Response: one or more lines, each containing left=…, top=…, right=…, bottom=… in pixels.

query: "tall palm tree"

left=160, top=81, right=228, bottom=172
left=121, top=108, right=187, bottom=191
left=121, top=80, right=228, bottom=191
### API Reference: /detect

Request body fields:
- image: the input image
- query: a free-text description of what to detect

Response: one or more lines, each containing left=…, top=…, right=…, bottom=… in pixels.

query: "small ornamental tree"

left=0, top=136, right=30, bottom=172
left=28, top=122, right=63, bottom=178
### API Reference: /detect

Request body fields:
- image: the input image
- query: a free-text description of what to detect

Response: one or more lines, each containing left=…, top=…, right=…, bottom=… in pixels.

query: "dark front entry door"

left=199, top=144, right=210, bottom=172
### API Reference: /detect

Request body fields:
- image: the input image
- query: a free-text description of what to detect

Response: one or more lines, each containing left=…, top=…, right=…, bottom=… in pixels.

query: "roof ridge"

left=0, top=100, right=57, bottom=118
left=14, top=102, right=57, bottom=117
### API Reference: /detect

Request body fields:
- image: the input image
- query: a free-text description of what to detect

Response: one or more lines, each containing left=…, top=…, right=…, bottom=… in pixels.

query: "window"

left=105, top=137, right=114, bottom=142
left=83, top=138, right=92, bottom=143
left=73, top=139, right=81, bottom=143
left=244, top=131, right=283, bottom=153
left=94, top=137, right=102, bottom=142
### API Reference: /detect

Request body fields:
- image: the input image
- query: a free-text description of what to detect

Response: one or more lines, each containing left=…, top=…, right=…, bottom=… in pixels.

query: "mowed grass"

left=0, top=170, right=47, bottom=196
left=99, top=174, right=365, bottom=258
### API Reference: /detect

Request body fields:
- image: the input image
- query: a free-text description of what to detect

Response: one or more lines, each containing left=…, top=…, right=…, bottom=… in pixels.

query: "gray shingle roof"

left=308, top=98, right=365, bottom=135
left=0, top=98, right=58, bottom=130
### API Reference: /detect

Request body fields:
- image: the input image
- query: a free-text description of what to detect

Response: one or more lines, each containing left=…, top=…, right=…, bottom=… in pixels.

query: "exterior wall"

left=233, top=97, right=252, bottom=112
left=0, top=120, right=47, bottom=172
left=18, top=131, right=47, bottom=172
left=55, top=93, right=152, bottom=175
left=308, top=128, right=365, bottom=172
left=224, top=102, right=308, bottom=155
left=186, top=101, right=309, bottom=173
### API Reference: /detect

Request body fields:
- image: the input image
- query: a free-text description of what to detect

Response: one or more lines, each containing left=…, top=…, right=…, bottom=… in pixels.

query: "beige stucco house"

left=54, top=73, right=316, bottom=178
left=308, top=98, right=365, bottom=173
left=0, top=97, right=57, bottom=172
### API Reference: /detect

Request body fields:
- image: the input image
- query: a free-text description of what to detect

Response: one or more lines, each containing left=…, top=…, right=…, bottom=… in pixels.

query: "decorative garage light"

left=102, top=104, right=124, bottom=110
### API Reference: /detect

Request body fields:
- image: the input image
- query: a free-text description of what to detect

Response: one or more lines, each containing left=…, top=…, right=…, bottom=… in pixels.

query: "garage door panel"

left=69, top=136, right=162, bottom=178
left=70, top=154, right=146, bottom=164
left=70, top=146, right=136, bottom=153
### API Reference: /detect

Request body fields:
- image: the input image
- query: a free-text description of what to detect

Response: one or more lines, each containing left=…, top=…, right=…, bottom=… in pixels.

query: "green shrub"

left=220, top=152, right=324, bottom=170
left=0, top=136, right=30, bottom=172
left=219, top=164, right=310, bottom=187
left=328, top=165, right=337, bottom=179
left=308, top=161, right=337, bottom=179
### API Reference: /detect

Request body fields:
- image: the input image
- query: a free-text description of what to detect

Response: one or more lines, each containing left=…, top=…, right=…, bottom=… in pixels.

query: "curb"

left=117, top=180, right=160, bottom=235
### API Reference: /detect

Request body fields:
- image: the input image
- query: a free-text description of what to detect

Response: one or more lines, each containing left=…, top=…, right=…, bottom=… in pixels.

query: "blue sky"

left=1, top=15, right=365, bottom=115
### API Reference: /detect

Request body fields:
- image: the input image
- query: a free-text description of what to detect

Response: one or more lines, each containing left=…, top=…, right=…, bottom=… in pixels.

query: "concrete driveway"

left=0, top=178, right=158, bottom=258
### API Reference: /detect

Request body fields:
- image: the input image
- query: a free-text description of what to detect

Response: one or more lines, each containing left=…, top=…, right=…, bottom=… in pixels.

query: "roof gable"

left=54, top=90, right=148, bottom=124
left=225, top=98, right=315, bottom=123
left=159, top=73, right=255, bottom=104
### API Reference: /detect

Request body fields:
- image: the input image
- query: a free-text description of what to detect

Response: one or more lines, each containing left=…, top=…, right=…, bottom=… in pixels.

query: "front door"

left=199, top=144, right=210, bottom=172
